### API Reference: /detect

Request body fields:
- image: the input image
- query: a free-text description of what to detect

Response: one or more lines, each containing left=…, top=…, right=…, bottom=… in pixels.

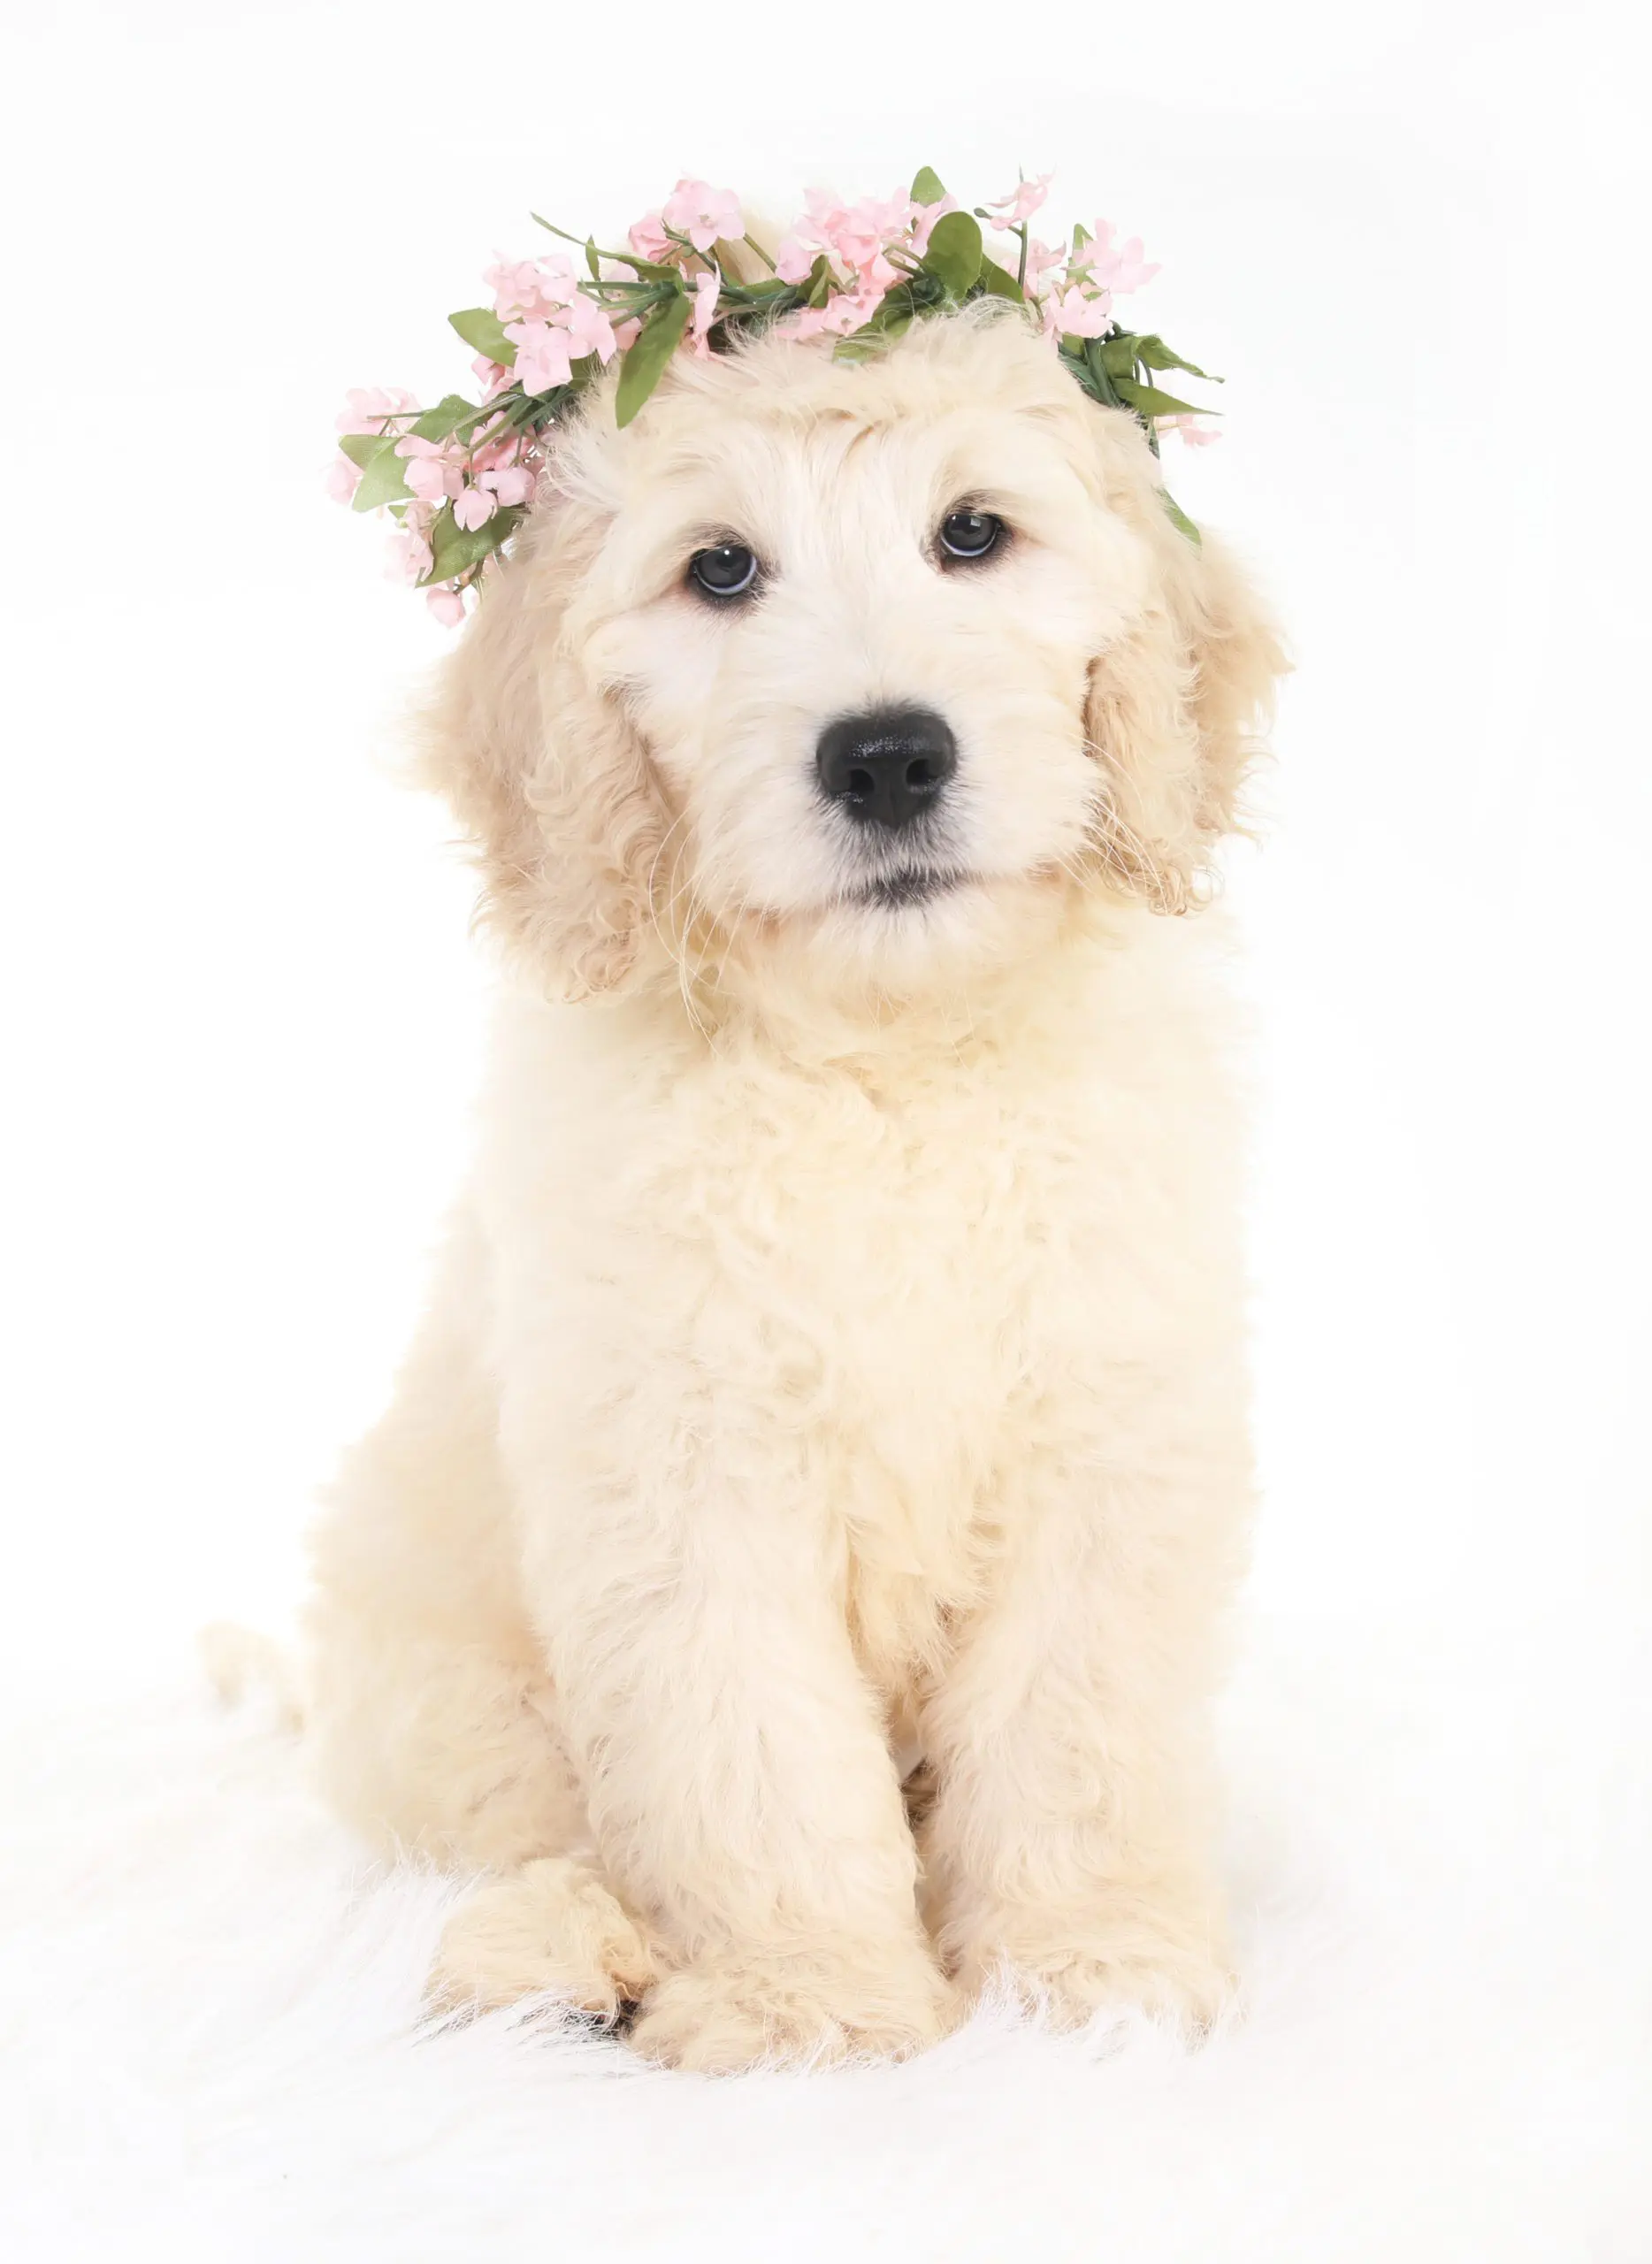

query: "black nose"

left=816, top=707, right=958, bottom=830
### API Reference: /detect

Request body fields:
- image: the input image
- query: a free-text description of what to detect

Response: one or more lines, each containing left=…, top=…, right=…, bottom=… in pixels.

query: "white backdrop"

left=4, top=6, right=1649, bottom=2257
left=3, top=0, right=1645, bottom=1673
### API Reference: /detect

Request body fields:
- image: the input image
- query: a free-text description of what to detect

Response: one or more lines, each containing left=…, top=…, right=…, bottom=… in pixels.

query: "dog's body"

left=304, top=309, right=1283, bottom=2069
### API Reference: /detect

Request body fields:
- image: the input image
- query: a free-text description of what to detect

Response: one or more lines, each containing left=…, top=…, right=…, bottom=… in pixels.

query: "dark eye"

left=688, top=542, right=760, bottom=599
left=938, top=509, right=1005, bottom=563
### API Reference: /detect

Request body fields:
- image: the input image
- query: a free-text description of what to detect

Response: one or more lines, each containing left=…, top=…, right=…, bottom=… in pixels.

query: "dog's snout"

left=815, top=707, right=958, bottom=830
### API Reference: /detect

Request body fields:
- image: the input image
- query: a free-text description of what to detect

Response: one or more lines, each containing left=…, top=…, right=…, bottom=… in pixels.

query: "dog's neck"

left=633, top=882, right=1168, bottom=1077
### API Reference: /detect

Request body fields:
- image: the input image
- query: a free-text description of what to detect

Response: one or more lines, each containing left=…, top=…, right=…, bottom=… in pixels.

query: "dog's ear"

left=417, top=516, right=667, bottom=999
left=1083, top=445, right=1288, bottom=913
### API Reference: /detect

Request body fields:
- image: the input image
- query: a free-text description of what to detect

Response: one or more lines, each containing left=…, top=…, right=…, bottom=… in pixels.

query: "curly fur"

left=304, top=306, right=1286, bottom=2071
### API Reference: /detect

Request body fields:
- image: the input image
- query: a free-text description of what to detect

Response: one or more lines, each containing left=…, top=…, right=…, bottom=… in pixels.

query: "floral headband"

left=330, top=168, right=1220, bottom=626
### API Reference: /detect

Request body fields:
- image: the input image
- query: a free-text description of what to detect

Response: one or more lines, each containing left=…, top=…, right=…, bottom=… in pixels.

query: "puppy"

left=304, top=304, right=1285, bottom=2071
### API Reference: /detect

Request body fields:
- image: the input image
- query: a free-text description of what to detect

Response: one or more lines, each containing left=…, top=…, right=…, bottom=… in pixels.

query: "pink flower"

left=395, top=433, right=463, bottom=502
left=822, top=189, right=907, bottom=279
left=1044, top=284, right=1113, bottom=340
left=452, top=485, right=497, bottom=532
left=774, top=231, right=820, bottom=285
left=505, top=319, right=575, bottom=393
left=691, top=272, right=719, bottom=357
left=387, top=510, right=434, bottom=585
left=1077, top=221, right=1159, bottom=296
left=628, top=210, right=673, bottom=263
left=1022, top=237, right=1069, bottom=294
left=478, top=463, right=534, bottom=507
left=401, top=459, right=450, bottom=501
left=787, top=273, right=885, bottom=341
left=823, top=191, right=908, bottom=275
left=661, top=179, right=742, bottom=253
left=557, top=294, right=617, bottom=365
left=613, top=315, right=642, bottom=351
left=427, top=586, right=467, bottom=628
left=471, top=354, right=512, bottom=397
left=468, top=428, right=516, bottom=476
left=325, top=455, right=361, bottom=504
left=335, top=386, right=417, bottom=437
left=908, top=194, right=956, bottom=256
left=485, top=254, right=577, bottom=321
left=776, top=187, right=907, bottom=294
left=1158, top=415, right=1221, bottom=447
left=988, top=172, right=1053, bottom=229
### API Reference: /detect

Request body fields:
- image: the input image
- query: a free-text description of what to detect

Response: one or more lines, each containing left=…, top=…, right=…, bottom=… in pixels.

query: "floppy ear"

left=1084, top=458, right=1288, bottom=913
left=417, top=515, right=668, bottom=999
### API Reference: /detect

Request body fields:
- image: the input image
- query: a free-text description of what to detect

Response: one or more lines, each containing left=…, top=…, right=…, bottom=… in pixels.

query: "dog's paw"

left=627, top=1939, right=955, bottom=2073
left=426, top=1855, right=657, bottom=2020
left=948, top=1892, right=1235, bottom=2038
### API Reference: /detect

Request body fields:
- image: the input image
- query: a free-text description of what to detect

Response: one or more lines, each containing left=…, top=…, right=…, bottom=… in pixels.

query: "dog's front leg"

left=506, top=1393, right=952, bottom=2072
left=919, top=1445, right=1243, bottom=2035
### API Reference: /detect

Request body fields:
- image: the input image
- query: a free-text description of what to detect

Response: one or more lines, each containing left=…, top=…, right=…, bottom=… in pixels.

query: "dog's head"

left=423, top=307, right=1285, bottom=1007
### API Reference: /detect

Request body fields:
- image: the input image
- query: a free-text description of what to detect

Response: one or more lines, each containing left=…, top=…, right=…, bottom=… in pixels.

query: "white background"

left=3, top=6, right=1648, bottom=2256
left=4, top=0, right=1646, bottom=1674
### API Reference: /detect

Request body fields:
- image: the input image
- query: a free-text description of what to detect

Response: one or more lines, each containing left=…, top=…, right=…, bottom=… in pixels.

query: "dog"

left=302, top=302, right=1286, bottom=2071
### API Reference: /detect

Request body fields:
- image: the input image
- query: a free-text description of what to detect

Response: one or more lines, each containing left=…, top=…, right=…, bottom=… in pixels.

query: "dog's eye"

left=688, top=543, right=760, bottom=600
left=937, top=509, right=1005, bottom=563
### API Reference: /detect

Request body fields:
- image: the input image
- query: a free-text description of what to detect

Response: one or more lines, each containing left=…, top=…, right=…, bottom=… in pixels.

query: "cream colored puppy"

left=305, top=306, right=1285, bottom=2072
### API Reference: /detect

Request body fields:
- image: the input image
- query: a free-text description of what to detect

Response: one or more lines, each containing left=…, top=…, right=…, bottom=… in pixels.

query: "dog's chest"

left=660, top=1052, right=1106, bottom=1677
left=493, top=976, right=1225, bottom=1694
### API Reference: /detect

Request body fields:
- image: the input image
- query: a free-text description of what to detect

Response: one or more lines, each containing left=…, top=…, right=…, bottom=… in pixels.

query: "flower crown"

left=331, top=168, right=1220, bottom=625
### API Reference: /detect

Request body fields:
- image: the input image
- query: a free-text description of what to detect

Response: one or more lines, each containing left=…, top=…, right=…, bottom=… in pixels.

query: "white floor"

left=4, top=1614, right=1647, bottom=2263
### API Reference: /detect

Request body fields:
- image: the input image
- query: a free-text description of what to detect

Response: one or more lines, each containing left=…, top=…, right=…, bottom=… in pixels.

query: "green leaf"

left=1160, top=490, right=1202, bottom=545
left=351, top=433, right=412, bottom=511
left=410, top=393, right=476, bottom=443
left=1082, top=337, right=1124, bottom=408
left=920, top=210, right=983, bottom=299
left=613, top=251, right=679, bottom=281
left=1072, top=220, right=1092, bottom=249
left=871, top=283, right=921, bottom=329
left=834, top=309, right=916, bottom=363
left=338, top=431, right=388, bottom=470
left=1098, top=333, right=1140, bottom=379
left=834, top=283, right=922, bottom=362
left=614, top=291, right=691, bottom=426
left=1113, top=376, right=1215, bottom=420
left=975, top=255, right=1024, bottom=302
left=448, top=307, right=516, bottom=366
left=585, top=235, right=601, bottom=280
left=1136, top=334, right=1221, bottom=383
left=805, top=254, right=835, bottom=308
left=911, top=165, right=947, bottom=204
left=424, top=501, right=525, bottom=585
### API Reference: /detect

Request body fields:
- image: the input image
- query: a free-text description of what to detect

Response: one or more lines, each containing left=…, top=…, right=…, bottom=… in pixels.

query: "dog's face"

left=585, top=361, right=1139, bottom=949
left=426, top=310, right=1284, bottom=1005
